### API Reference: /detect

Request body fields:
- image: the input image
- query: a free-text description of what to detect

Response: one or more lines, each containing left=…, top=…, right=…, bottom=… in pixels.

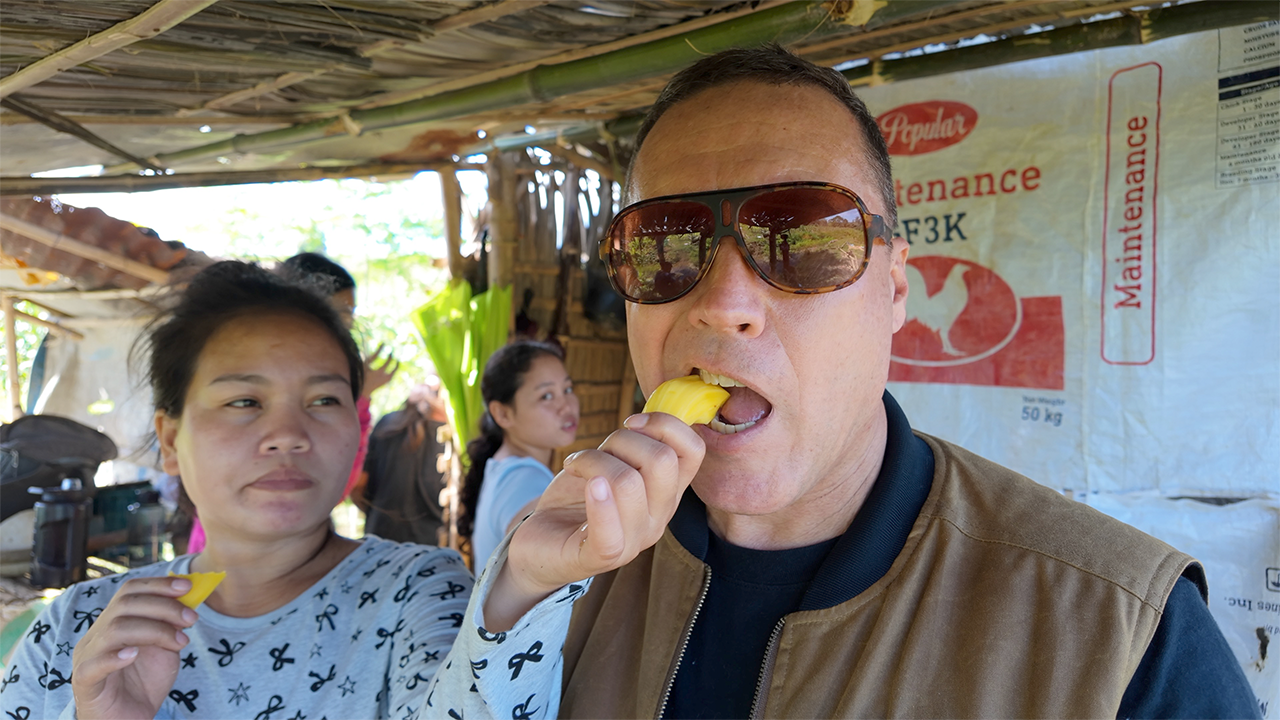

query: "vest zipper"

left=748, top=617, right=786, bottom=719
left=655, top=565, right=712, bottom=719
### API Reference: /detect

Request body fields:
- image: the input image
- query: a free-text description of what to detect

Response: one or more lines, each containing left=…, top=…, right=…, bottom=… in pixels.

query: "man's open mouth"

left=697, top=369, right=772, bottom=434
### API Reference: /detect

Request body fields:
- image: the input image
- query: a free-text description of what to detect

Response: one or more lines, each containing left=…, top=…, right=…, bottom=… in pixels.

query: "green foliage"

left=412, top=282, right=512, bottom=453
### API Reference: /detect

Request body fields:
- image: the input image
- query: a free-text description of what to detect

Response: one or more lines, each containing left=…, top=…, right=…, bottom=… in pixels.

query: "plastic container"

left=126, top=488, right=169, bottom=567
left=29, top=473, right=93, bottom=589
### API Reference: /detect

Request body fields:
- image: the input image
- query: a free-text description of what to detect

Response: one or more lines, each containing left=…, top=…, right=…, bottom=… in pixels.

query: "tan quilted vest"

left=561, top=433, right=1197, bottom=718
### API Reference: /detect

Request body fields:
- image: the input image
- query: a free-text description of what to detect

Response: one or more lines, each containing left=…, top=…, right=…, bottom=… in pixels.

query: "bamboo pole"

left=0, top=114, right=301, bottom=126
left=0, top=0, right=222, bottom=98
left=430, top=0, right=554, bottom=34
left=0, top=162, right=479, bottom=196
left=8, top=308, right=85, bottom=340
left=3, top=295, right=21, bottom=420
left=440, top=167, right=465, bottom=281
left=0, top=96, right=164, bottom=171
left=842, top=0, right=1277, bottom=87
left=191, top=70, right=330, bottom=113
left=0, top=213, right=170, bottom=285
left=101, top=1, right=962, bottom=173
left=809, top=0, right=1168, bottom=69
left=9, top=296, right=73, bottom=319
left=355, top=0, right=791, bottom=111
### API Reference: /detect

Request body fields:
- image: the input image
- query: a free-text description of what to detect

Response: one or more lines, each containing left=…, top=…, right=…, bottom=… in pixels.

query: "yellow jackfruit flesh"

left=643, top=375, right=730, bottom=426
left=169, top=570, right=226, bottom=609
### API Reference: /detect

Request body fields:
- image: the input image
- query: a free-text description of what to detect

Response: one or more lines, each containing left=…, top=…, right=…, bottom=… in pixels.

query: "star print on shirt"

left=182, top=653, right=197, bottom=669
left=290, top=712, right=306, bottom=720
left=338, top=677, right=357, bottom=697
left=228, top=682, right=250, bottom=706
left=340, top=581, right=353, bottom=594
left=55, top=642, right=72, bottom=657
left=350, top=629, right=362, bottom=643
left=309, top=644, right=322, bottom=659
left=314, top=587, right=329, bottom=600
left=82, top=585, right=99, bottom=598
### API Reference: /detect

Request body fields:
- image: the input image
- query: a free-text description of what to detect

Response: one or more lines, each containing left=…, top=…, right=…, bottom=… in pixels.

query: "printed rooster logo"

left=905, top=263, right=970, bottom=356
left=890, top=255, right=1065, bottom=391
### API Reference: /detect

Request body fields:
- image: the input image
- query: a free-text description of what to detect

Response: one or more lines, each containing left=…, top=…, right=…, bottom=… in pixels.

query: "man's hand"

left=362, top=344, right=400, bottom=397
left=71, top=576, right=197, bottom=719
left=483, top=412, right=704, bottom=629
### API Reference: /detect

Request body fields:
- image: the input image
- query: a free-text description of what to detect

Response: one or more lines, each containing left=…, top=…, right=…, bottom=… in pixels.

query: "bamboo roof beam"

left=0, top=0, right=221, bottom=99
left=179, top=1, right=552, bottom=116
left=0, top=212, right=171, bottom=285
left=796, top=0, right=1053, bottom=56
left=353, top=0, right=791, bottom=112
left=430, top=0, right=555, bottom=34
left=179, top=41, right=400, bottom=116
left=0, top=114, right=302, bottom=126
left=0, top=96, right=164, bottom=171
left=804, top=0, right=1159, bottom=68
left=842, top=0, right=1277, bottom=86
left=0, top=161, right=480, bottom=196
left=7, top=307, right=85, bottom=341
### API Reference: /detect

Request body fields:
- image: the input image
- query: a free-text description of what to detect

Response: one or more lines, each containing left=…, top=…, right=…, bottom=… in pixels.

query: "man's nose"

left=685, top=236, right=766, bottom=337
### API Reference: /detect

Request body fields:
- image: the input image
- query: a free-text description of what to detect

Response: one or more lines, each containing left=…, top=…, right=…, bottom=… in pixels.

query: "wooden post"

left=486, top=152, right=518, bottom=290
left=3, top=295, right=22, bottom=421
left=439, top=167, right=465, bottom=281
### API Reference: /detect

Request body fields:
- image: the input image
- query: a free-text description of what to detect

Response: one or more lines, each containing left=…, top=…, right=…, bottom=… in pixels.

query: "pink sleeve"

left=341, top=396, right=372, bottom=501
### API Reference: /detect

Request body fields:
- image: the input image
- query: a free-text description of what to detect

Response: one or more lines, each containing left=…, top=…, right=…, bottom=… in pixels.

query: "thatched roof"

left=1, top=0, right=1275, bottom=193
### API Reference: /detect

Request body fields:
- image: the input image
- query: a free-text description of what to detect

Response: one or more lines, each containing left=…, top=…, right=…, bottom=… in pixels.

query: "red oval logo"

left=891, top=256, right=1020, bottom=366
left=876, top=101, right=977, bottom=156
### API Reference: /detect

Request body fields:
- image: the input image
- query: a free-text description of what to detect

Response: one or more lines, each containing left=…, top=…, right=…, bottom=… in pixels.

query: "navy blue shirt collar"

left=668, top=390, right=935, bottom=610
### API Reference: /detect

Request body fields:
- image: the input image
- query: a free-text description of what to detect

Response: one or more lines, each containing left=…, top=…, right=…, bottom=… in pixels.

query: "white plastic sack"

left=866, top=23, right=1280, bottom=496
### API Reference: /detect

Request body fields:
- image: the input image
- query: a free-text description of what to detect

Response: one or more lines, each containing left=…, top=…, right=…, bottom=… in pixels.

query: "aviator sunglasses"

left=600, top=181, right=892, bottom=304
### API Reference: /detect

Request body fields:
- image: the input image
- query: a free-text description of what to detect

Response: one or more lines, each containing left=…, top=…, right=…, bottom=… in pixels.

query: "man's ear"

left=488, top=399, right=515, bottom=431
left=155, top=410, right=181, bottom=476
left=888, top=238, right=910, bottom=333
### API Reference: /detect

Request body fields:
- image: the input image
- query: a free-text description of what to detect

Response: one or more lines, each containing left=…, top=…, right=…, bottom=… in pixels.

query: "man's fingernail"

left=589, top=477, right=611, bottom=502
left=623, top=414, right=648, bottom=429
left=564, top=451, right=583, bottom=466
left=171, top=578, right=192, bottom=592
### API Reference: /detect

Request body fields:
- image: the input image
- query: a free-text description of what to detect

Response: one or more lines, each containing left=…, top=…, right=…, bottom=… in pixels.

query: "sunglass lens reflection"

left=610, top=201, right=714, bottom=301
left=739, top=188, right=868, bottom=290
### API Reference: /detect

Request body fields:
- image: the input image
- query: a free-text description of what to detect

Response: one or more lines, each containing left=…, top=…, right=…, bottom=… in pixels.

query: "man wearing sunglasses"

left=494, top=44, right=1260, bottom=719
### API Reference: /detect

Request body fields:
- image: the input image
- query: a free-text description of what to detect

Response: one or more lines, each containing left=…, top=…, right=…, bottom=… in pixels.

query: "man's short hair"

left=626, top=43, right=897, bottom=231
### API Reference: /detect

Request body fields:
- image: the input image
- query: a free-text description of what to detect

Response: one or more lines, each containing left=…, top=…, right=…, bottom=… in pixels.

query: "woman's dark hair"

left=458, top=339, right=565, bottom=539
left=281, top=252, right=356, bottom=294
left=139, top=260, right=364, bottom=420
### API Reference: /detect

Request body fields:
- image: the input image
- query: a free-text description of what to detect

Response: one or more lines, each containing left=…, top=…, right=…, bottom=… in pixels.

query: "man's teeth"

left=697, top=369, right=744, bottom=387
left=696, top=370, right=753, bottom=433
left=708, top=417, right=756, bottom=434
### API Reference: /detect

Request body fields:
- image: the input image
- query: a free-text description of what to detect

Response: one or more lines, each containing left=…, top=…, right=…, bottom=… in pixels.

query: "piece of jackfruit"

left=642, top=375, right=730, bottom=426
left=169, top=570, right=226, bottom=609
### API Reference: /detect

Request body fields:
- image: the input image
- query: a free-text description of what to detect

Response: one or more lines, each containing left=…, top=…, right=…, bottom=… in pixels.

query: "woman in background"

left=356, top=380, right=448, bottom=545
left=461, top=340, right=579, bottom=568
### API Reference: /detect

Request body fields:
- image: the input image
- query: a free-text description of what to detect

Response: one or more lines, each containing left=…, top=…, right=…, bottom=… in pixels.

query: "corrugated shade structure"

left=1, top=0, right=1275, bottom=193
